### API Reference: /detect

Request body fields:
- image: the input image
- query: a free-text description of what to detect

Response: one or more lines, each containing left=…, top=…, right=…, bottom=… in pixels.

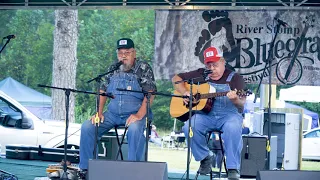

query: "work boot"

left=227, top=169, right=240, bottom=180
left=77, top=169, right=88, bottom=180
left=198, top=155, right=213, bottom=175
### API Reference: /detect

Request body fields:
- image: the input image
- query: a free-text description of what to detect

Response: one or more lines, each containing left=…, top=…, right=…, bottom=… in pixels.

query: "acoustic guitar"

left=170, top=83, right=251, bottom=122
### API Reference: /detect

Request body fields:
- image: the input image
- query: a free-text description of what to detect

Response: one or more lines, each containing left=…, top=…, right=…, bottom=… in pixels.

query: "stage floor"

left=0, top=158, right=255, bottom=180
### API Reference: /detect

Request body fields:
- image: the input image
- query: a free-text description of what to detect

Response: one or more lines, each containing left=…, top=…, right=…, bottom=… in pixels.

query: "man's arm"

left=98, top=90, right=107, bottom=116
left=227, top=73, right=247, bottom=109
left=136, top=94, right=155, bottom=119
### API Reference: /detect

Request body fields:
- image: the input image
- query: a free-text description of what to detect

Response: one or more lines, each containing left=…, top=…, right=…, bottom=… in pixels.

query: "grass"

left=147, top=145, right=320, bottom=172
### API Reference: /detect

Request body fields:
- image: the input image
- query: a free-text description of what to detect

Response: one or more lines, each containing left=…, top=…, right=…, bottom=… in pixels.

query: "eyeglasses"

left=117, top=50, right=134, bottom=56
left=205, top=62, right=221, bottom=69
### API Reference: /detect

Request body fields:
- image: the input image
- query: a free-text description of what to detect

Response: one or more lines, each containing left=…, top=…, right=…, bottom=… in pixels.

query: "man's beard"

left=120, top=63, right=133, bottom=72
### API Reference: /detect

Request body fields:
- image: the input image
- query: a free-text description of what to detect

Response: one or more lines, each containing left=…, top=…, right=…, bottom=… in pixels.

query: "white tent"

left=279, top=86, right=320, bottom=103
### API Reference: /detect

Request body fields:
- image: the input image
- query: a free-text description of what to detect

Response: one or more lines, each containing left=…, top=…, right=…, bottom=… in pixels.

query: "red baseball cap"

left=203, top=47, right=223, bottom=64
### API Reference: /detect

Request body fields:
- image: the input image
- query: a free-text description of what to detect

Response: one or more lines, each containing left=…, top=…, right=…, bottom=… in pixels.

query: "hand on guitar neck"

left=227, top=88, right=247, bottom=108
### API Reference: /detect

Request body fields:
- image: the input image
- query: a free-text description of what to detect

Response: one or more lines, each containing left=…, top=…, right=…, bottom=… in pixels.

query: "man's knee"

left=223, top=120, right=242, bottom=132
left=127, top=121, right=144, bottom=133
left=81, top=120, right=93, bottom=133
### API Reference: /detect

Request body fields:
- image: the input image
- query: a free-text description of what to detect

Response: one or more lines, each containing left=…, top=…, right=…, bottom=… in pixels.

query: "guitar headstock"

left=303, top=14, right=315, bottom=28
left=236, top=89, right=252, bottom=97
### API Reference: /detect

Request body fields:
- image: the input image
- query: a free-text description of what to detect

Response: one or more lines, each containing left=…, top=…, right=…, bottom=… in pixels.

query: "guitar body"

left=170, top=83, right=213, bottom=122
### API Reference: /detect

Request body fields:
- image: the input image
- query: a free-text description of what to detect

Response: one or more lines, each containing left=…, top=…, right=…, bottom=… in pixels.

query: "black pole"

left=144, top=93, right=152, bottom=161
left=37, top=84, right=114, bottom=179
left=253, top=20, right=281, bottom=169
left=61, top=89, right=71, bottom=180
left=186, top=79, right=194, bottom=180
left=93, top=78, right=101, bottom=158
left=266, top=22, right=281, bottom=169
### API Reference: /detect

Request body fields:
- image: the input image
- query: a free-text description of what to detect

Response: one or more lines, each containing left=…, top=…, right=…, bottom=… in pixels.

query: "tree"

left=52, top=10, right=78, bottom=122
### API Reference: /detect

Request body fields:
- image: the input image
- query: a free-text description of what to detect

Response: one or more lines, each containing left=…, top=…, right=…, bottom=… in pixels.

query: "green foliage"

left=0, top=10, right=54, bottom=95
left=152, top=80, right=178, bottom=130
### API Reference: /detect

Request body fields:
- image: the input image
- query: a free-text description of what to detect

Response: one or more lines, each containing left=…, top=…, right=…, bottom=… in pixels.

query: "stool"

left=195, top=129, right=227, bottom=179
left=114, top=125, right=128, bottom=160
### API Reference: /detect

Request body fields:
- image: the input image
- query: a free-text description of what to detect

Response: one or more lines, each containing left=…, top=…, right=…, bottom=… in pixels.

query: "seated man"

left=78, top=38, right=157, bottom=177
left=172, top=46, right=246, bottom=180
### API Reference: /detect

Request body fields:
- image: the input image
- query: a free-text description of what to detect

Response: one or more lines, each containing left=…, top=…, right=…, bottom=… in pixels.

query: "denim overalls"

left=182, top=71, right=243, bottom=170
left=79, top=67, right=146, bottom=170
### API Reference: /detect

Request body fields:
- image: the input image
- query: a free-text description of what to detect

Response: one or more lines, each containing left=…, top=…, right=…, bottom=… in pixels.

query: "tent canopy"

left=279, top=86, right=320, bottom=103
left=0, top=77, right=51, bottom=106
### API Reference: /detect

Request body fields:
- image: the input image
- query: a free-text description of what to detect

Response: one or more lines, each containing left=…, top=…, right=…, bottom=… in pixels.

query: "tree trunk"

left=52, top=10, right=78, bottom=123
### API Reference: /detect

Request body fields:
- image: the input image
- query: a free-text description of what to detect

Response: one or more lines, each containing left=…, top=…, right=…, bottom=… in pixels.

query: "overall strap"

left=226, top=71, right=235, bottom=83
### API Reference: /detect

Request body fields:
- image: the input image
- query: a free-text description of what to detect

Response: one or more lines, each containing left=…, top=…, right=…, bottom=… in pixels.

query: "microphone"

left=113, top=61, right=123, bottom=70
left=274, top=18, right=289, bottom=27
left=203, top=69, right=212, bottom=81
left=3, top=35, right=15, bottom=40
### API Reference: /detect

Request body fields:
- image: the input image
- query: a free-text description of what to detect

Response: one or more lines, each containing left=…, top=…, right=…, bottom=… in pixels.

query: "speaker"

left=257, top=170, right=320, bottom=180
left=240, top=135, right=268, bottom=176
left=88, top=159, right=168, bottom=180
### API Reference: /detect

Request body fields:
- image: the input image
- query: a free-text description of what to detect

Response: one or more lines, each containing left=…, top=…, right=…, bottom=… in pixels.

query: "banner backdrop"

left=154, top=10, right=320, bottom=85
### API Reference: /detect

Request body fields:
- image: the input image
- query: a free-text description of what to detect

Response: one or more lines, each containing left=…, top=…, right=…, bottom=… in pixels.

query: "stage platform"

left=0, top=158, right=255, bottom=180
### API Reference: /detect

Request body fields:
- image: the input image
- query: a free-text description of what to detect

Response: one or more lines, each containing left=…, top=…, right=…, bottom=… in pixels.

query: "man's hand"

left=126, top=114, right=142, bottom=127
left=183, top=91, right=191, bottom=105
left=91, top=113, right=104, bottom=126
left=226, top=89, right=239, bottom=101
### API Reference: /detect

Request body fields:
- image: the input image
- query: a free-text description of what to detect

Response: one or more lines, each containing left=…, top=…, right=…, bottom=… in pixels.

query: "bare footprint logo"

left=195, top=10, right=239, bottom=71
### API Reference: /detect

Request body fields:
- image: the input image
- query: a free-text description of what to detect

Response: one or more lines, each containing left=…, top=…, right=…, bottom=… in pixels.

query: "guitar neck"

left=200, top=92, right=228, bottom=99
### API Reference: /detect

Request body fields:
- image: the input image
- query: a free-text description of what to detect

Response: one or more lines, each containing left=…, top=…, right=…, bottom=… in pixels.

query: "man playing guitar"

left=171, top=46, right=247, bottom=180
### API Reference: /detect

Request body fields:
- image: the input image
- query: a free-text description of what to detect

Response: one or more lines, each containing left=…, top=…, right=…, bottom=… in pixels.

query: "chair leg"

left=218, top=132, right=228, bottom=177
left=115, top=127, right=128, bottom=160
left=195, top=171, right=200, bottom=180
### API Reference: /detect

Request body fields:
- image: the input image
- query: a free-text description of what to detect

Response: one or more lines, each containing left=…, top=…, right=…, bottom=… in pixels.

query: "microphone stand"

left=87, top=64, right=121, bottom=158
left=174, top=76, right=205, bottom=180
left=38, top=84, right=113, bottom=180
left=253, top=19, right=282, bottom=170
left=0, top=38, right=13, bottom=54
left=116, top=88, right=186, bottom=161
